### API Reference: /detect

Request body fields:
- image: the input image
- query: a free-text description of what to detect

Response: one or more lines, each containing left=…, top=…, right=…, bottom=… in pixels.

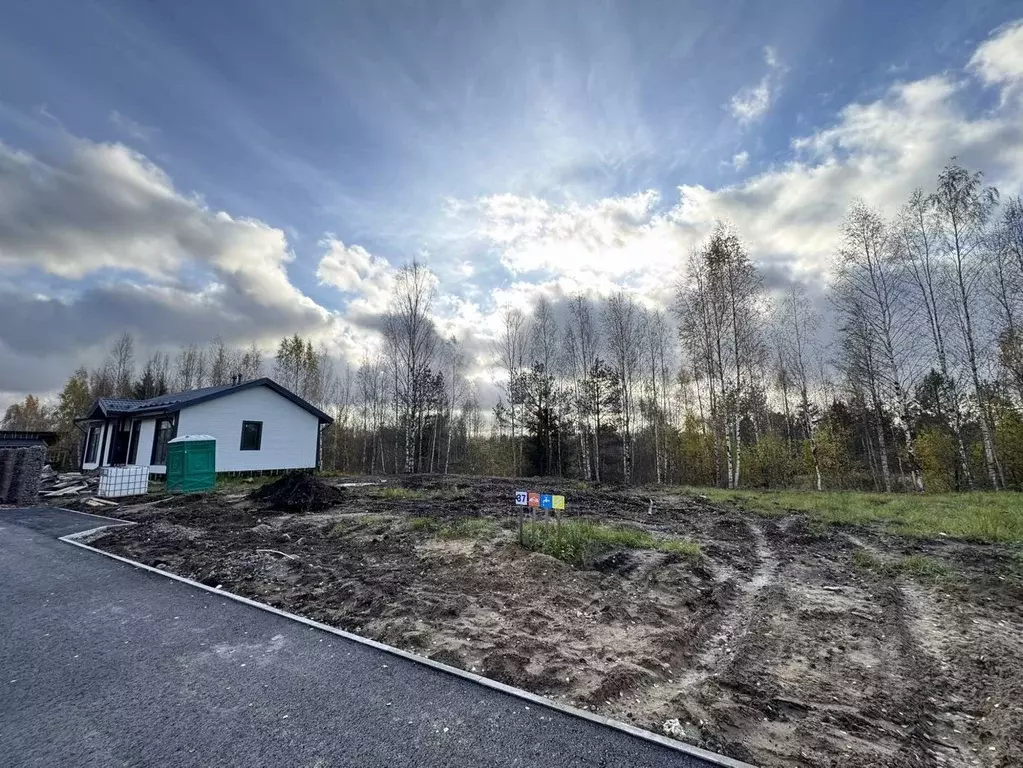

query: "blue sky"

left=2, top=0, right=1023, bottom=401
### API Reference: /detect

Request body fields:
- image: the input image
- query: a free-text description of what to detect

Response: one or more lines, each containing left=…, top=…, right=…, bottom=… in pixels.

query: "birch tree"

left=931, top=161, right=1001, bottom=488
left=835, top=201, right=924, bottom=490
left=993, top=196, right=1023, bottom=402
left=494, top=308, right=526, bottom=475
left=564, top=295, right=599, bottom=480
left=440, top=336, right=467, bottom=474
left=108, top=333, right=135, bottom=397
left=603, top=291, right=643, bottom=484
left=777, top=285, right=823, bottom=489
left=898, top=189, right=973, bottom=487
left=384, top=260, right=438, bottom=474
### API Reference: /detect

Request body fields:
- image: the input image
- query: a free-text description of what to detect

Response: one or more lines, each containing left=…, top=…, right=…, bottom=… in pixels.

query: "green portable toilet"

left=166, top=434, right=216, bottom=493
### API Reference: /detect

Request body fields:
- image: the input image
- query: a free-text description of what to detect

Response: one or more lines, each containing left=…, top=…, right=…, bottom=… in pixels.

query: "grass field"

left=691, top=487, right=1023, bottom=543
left=522, top=519, right=702, bottom=566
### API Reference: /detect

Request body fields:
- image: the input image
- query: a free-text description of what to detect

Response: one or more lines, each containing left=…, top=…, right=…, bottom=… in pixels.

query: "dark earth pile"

left=250, top=471, right=345, bottom=512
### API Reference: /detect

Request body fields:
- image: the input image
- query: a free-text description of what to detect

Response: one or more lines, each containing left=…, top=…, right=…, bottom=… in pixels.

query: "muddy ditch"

left=94, top=476, right=1023, bottom=767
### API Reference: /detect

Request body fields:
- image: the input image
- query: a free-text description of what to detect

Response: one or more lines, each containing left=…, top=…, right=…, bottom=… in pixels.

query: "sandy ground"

left=91, top=476, right=1023, bottom=767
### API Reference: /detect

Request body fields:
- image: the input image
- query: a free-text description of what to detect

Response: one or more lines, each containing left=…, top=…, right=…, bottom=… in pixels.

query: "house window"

left=84, top=426, right=101, bottom=464
left=240, top=420, right=263, bottom=451
left=151, top=417, right=175, bottom=465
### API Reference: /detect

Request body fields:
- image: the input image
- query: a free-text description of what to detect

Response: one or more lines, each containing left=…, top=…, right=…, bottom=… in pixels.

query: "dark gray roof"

left=94, top=397, right=143, bottom=413
left=82, top=378, right=333, bottom=424
left=0, top=430, right=59, bottom=447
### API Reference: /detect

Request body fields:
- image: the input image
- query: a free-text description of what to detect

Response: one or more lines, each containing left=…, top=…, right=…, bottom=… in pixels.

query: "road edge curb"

left=59, top=523, right=757, bottom=768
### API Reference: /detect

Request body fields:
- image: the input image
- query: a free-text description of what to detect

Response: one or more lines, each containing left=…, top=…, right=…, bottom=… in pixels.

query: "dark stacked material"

left=0, top=446, right=45, bottom=504
left=250, top=471, right=345, bottom=512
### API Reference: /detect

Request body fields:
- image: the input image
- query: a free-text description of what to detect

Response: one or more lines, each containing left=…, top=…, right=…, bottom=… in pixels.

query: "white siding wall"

left=175, top=386, right=320, bottom=472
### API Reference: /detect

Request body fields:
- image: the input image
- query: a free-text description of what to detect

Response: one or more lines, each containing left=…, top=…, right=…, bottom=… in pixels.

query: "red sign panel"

left=527, top=492, right=540, bottom=507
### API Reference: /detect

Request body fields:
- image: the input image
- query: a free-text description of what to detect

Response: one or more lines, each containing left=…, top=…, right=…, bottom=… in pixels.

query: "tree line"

left=6, top=157, right=1023, bottom=490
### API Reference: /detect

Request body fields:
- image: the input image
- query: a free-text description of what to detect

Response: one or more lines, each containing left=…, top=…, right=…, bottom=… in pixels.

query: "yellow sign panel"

left=552, top=495, right=565, bottom=510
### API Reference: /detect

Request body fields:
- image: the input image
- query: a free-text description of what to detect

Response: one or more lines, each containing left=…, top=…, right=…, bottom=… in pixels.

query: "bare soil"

left=93, top=476, right=1023, bottom=767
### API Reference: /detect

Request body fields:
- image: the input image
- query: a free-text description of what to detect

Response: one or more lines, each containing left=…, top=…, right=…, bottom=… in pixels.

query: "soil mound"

left=251, top=471, right=345, bottom=512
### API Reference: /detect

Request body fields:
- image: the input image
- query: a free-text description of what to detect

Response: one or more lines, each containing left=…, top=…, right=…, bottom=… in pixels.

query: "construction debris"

left=37, top=466, right=120, bottom=508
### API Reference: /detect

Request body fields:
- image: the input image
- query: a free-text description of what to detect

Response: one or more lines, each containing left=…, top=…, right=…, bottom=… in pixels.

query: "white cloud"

left=729, top=46, right=784, bottom=124
left=465, top=21, right=1023, bottom=299
left=472, top=190, right=665, bottom=285
left=0, top=138, right=322, bottom=319
left=7, top=20, right=1023, bottom=409
left=316, top=236, right=395, bottom=316
left=968, top=20, right=1023, bottom=90
left=678, top=45, right=1023, bottom=281
left=730, top=79, right=772, bottom=123
left=0, top=136, right=337, bottom=396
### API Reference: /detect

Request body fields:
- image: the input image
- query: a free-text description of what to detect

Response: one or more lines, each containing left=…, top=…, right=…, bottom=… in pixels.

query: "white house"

left=76, top=378, right=333, bottom=474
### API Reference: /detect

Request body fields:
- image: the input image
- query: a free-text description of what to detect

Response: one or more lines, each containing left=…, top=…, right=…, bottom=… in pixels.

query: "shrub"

left=916, top=426, right=957, bottom=492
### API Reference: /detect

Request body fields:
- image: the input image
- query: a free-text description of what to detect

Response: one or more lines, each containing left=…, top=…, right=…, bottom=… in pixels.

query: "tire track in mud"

left=844, top=532, right=974, bottom=765
left=677, top=519, right=780, bottom=692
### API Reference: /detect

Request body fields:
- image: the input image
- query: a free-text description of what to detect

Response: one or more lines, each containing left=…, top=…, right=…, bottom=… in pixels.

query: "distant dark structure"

left=0, top=430, right=59, bottom=449
left=0, top=445, right=47, bottom=504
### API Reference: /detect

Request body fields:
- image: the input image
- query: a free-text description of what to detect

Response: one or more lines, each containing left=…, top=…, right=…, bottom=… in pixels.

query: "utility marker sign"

left=513, top=491, right=566, bottom=509
left=515, top=490, right=567, bottom=544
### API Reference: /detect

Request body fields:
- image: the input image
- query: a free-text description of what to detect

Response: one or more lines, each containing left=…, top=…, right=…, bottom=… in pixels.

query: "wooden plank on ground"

left=42, top=484, right=88, bottom=497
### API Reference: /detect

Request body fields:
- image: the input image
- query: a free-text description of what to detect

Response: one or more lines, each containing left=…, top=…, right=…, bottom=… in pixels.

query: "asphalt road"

left=0, top=507, right=720, bottom=768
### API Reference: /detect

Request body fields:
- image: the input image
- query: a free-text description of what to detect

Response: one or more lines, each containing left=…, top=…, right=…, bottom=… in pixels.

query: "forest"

left=6, top=160, right=1023, bottom=492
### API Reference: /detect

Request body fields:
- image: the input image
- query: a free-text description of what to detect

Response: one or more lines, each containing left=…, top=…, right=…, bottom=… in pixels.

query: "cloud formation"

left=4, top=18, right=1023, bottom=411
left=0, top=137, right=333, bottom=398
left=316, top=236, right=396, bottom=320
left=968, top=19, right=1023, bottom=91
left=462, top=21, right=1023, bottom=299
left=729, top=46, right=784, bottom=124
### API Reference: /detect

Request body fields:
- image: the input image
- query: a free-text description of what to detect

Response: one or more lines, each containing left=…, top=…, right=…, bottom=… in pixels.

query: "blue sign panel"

left=540, top=493, right=553, bottom=509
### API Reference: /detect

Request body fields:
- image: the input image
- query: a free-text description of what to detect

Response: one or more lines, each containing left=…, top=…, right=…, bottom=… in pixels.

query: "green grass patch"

left=850, top=548, right=953, bottom=582
left=897, top=555, right=952, bottom=579
left=851, top=548, right=881, bottom=570
left=522, top=520, right=701, bottom=567
left=409, top=516, right=496, bottom=539
left=658, top=539, right=704, bottom=558
left=327, top=513, right=392, bottom=537
left=372, top=487, right=470, bottom=501
left=690, top=487, right=1023, bottom=543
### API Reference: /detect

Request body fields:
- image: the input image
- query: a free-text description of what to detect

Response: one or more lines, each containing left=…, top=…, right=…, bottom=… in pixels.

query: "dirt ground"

left=91, top=476, right=1023, bottom=767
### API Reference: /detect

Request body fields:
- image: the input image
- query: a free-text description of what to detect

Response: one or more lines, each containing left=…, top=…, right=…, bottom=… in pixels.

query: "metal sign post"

left=514, top=490, right=566, bottom=545
left=515, top=490, right=528, bottom=545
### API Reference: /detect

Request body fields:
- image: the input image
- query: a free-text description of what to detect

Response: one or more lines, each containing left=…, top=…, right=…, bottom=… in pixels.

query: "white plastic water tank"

left=98, top=465, right=150, bottom=498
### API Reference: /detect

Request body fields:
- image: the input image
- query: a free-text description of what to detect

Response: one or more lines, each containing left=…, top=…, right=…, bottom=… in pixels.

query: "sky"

left=3, top=0, right=1023, bottom=408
